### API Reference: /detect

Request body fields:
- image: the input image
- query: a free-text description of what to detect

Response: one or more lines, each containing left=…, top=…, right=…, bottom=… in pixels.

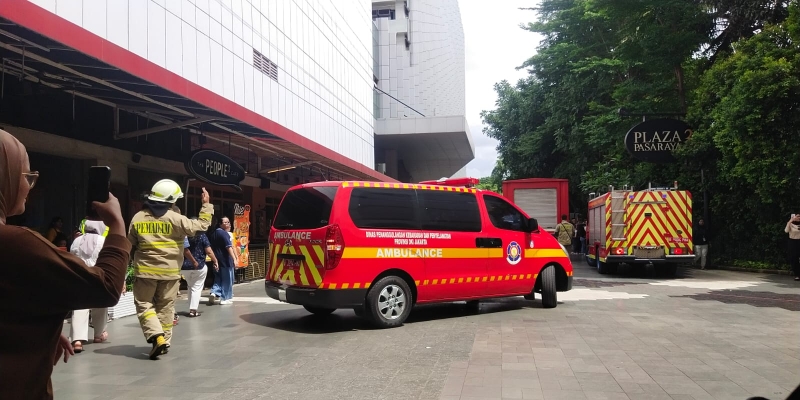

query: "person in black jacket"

left=694, top=219, right=709, bottom=269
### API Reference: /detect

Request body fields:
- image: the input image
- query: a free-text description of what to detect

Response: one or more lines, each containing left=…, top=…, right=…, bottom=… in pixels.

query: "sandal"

left=93, top=331, right=108, bottom=343
left=188, top=310, right=200, bottom=317
left=72, top=341, right=83, bottom=353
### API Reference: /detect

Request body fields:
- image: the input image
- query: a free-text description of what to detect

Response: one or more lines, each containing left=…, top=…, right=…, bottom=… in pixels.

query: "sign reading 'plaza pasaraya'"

left=624, top=118, right=693, bottom=163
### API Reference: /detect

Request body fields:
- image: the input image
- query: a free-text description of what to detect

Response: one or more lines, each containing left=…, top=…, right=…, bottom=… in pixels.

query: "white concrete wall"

left=374, top=0, right=465, bottom=119
left=27, top=0, right=376, bottom=169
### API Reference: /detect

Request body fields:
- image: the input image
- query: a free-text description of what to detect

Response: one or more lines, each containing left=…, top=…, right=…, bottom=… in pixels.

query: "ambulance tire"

left=303, top=305, right=336, bottom=315
left=540, top=266, right=557, bottom=309
left=366, top=276, right=413, bottom=329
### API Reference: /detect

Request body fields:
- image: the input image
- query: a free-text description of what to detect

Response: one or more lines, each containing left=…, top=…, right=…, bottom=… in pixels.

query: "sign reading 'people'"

left=185, top=150, right=246, bottom=190
left=624, top=118, right=693, bottom=163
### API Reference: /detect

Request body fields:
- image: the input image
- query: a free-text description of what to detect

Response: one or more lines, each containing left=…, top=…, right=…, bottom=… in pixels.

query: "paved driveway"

left=53, top=261, right=800, bottom=400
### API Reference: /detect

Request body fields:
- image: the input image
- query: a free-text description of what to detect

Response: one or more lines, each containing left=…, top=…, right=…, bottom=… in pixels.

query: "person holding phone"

left=128, top=179, right=214, bottom=359
left=0, top=129, right=130, bottom=400
left=785, top=214, right=800, bottom=281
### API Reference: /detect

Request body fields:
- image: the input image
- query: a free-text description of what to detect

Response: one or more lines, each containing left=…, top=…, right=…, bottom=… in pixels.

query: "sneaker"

left=220, top=299, right=233, bottom=305
left=208, top=293, right=217, bottom=305
left=149, top=335, right=168, bottom=360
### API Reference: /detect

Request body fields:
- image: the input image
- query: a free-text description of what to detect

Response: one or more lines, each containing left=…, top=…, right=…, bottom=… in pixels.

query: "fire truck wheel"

left=540, top=266, right=557, bottom=308
left=597, top=257, right=609, bottom=274
left=366, top=276, right=412, bottom=328
left=658, top=265, right=678, bottom=277
left=303, top=305, right=336, bottom=315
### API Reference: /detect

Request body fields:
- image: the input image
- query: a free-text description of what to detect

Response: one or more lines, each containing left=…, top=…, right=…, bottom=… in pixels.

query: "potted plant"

left=110, top=263, right=136, bottom=319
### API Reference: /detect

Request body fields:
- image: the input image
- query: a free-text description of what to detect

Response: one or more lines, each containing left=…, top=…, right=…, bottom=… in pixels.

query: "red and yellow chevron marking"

left=267, top=243, right=325, bottom=287
left=605, top=196, right=613, bottom=245
left=342, top=181, right=477, bottom=193
left=625, top=191, right=693, bottom=252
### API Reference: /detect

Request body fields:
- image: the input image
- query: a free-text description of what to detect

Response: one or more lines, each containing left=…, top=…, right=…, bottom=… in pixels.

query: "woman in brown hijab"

left=0, top=129, right=132, bottom=400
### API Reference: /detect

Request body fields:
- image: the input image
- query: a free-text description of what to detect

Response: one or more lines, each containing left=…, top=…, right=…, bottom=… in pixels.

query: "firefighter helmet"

left=147, top=179, right=184, bottom=203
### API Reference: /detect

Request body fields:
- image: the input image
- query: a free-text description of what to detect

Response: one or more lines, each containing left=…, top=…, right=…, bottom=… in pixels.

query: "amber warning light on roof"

left=418, top=177, right=480, bottom=188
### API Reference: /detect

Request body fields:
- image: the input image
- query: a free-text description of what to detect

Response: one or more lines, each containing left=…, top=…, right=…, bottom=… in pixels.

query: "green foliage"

left=477, top=177, right=501, bottom=193
left=126, top=262, right=135, bottom=292
left=484, top=0, right=798, bottom=265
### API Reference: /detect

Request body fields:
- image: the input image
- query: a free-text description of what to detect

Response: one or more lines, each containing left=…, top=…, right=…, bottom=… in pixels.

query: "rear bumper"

left=605, top=255, right=695, bottom=264
left=265, top=280, right=367, bottom=309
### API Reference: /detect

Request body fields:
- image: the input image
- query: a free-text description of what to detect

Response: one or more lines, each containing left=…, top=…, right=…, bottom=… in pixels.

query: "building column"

left=385, top=149, right=398, bottom=180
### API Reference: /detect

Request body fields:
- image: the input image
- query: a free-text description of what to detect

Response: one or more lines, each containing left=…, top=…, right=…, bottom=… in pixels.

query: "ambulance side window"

left=349, top=188, right=419, bottom=229
left=418, top=191, right=482, bottom=232
left=483, top=195, right=526, bottom=232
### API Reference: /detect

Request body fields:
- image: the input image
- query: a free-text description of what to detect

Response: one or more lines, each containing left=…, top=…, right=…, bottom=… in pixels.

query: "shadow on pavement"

left=92, top=345, right=152, bottom=360
left=757, top=273, right=800, bottom=289
left=239, top=297, right=548, bottom=333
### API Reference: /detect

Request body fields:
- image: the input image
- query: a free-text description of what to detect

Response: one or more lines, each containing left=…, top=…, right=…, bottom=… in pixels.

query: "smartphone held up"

left=86, top=166, right=111, bottom=220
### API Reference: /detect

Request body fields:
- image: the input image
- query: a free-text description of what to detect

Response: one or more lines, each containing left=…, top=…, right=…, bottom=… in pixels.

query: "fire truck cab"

left=586, top=183, right=695, bottom=277
left=265, top=177, right=574, bottom=328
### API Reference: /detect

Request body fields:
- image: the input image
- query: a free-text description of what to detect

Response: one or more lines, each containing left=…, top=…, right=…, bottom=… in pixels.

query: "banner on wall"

left=233, top=204, right=251, bottom=268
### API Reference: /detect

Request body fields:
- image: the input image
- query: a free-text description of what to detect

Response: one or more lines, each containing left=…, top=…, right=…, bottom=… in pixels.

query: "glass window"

left=273, top=186, right=338, bottom=229
left=484, top=195, right=528, bottom=232
left=348, top=188, right=418, bottom=229
left=418, top=191, right=481, bottom=232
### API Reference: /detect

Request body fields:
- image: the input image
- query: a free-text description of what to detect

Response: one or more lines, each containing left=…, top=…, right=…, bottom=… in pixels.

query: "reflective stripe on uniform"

left=138, top=240, right=181, bottom=250
left=139, top=310, right=157, bottom=323
left=136, top=265, right=181, bottom=276
left=199, top=212, right=212, bottom=220
left=161, top=323, right=173, bottom=330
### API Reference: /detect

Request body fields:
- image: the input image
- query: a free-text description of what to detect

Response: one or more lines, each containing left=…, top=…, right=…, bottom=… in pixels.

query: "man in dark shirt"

left=576, top=219, right=587, bottom=254
left=694, top=218, right=709, bottom=269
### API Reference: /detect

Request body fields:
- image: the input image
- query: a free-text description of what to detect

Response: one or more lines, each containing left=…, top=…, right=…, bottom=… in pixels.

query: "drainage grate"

left=253, top=49, right=278, bottom=82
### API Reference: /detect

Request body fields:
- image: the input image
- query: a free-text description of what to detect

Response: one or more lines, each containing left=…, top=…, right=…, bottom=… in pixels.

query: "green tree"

left=483, top=0, right=799, bottom=266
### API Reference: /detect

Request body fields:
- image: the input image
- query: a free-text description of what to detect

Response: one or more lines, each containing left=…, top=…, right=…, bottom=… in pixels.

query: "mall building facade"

left=0, top=0, right=473, bottom=270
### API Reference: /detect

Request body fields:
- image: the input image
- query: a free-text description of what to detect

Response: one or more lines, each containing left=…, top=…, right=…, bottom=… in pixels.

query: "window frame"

left=272, top=186, right=339, bottom=230
left=347, top=187, right=421, bottom=230
left=417, top=190, right=482, bottom=232
left=482, top=194, right=530, bottom=233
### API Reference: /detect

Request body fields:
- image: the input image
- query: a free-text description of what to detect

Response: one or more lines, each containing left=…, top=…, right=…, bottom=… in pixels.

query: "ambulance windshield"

left=273, top=186, right=338, bottom=230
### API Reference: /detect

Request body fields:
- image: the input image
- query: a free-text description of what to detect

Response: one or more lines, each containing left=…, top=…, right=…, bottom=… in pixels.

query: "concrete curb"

left=707, top=265, right=793, bottom=276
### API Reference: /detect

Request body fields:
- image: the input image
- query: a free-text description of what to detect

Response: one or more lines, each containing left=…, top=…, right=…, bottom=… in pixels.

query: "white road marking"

left=649, top=280, right=761, bottom=290
left=555, top=288, right=648, bottom=301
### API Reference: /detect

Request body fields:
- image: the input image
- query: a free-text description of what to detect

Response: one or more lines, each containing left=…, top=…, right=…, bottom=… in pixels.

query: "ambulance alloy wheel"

left=540, top=265, right=558, bottom=309
left=366, top=276, right=412, bottom=328
left=303, top=305, right=336, bottom=315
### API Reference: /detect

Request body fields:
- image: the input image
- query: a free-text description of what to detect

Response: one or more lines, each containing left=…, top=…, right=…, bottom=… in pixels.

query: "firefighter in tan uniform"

left=128, top=179, right=214, bottom=360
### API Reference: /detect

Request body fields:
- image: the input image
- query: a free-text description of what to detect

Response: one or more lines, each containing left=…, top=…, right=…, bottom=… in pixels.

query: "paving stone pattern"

left=52, top=265, right=800, bottom=400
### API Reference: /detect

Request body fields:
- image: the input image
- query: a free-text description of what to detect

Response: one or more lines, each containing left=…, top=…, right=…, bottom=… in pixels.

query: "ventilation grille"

left=253, top=49, right=278, bottom=81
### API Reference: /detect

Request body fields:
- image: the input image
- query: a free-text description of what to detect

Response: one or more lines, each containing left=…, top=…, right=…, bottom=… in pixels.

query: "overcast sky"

left=459, top=1, right=542, bottom=178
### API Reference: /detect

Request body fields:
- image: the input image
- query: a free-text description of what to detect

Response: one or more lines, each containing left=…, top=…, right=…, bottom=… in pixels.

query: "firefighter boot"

left=149, top=334, right=167, bottom=360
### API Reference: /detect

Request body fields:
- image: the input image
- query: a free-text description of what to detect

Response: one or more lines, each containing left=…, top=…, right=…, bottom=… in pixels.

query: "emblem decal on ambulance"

left=506, top=241, right=522, bottom=265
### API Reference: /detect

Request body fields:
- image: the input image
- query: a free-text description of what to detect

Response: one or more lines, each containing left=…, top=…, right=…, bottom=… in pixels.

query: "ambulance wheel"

left=366, top=276, right=412, bottom=328
left=465, top=300, right=480, bottom=313
left=303, top=305, right=336, bottom=315
left=540, top=266, right=557, bottom=309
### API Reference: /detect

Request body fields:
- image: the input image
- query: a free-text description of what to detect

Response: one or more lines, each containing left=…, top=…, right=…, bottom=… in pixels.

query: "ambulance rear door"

left=268, top=185, right=337, bottom=288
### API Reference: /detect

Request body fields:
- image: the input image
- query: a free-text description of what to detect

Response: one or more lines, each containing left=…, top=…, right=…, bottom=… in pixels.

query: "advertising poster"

left=233, top=204, right=251, bottom=268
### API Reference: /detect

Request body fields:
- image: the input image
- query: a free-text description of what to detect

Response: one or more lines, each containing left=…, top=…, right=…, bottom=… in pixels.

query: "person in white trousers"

left=182, top=231, right=218, bottom=317
left=69, top=220, right=119, bottom=352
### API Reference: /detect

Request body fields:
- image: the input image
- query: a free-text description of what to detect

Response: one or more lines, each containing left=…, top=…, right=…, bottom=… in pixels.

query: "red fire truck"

left=502, top=178, right=569, bottom=234
left=586, top=183, right=695, bottom=276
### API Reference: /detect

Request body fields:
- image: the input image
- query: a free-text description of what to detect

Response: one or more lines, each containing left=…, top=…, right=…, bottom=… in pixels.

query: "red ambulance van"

left=265, top=178, right=573, bottom=328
